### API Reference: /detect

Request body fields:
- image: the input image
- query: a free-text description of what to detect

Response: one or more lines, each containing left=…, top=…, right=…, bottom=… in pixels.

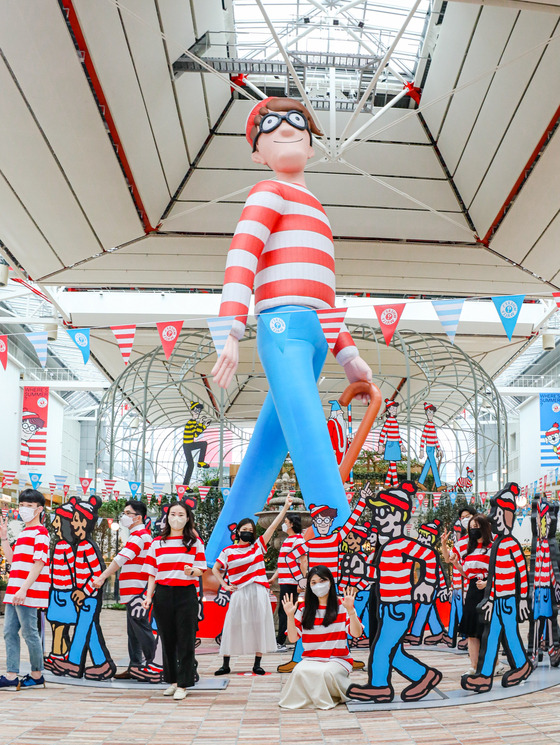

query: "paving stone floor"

left=1, top=610, right=560, bottom=745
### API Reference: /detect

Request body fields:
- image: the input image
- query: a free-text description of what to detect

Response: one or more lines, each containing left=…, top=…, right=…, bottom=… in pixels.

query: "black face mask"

left=239, top=530, right=255, bottom=544
left=469, top=527, right=482, bottom=540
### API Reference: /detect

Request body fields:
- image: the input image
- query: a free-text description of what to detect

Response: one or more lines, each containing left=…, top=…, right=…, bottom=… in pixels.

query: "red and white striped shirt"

left=216, top=535, right=269, bottom=588
left=219, top=180, right=357, bottom=366
left=51, top=540, right=74, bottom=591
left=74, top=541, right=102, bottom=597
left=488, top=536, right=528, bottom=600
left=377, top=537, right=437, bottom=603
left=295, top=600, right=361, bottom=673
left=277, top=534, right=306, bottom=585
left=144, top=536, right=207, bottom=587
left=535, top=539, right=556, bottom=588
left=378, top=416, right=402, bottom=449
left=287, top=494, right=367, bottom=584
left=113, top=525, right=152, bottom=602
left=420, top=421, right=439, bottom=449
left=460, top=544, right=492, bottom=582
left=4, top=525, right=50, bottom=608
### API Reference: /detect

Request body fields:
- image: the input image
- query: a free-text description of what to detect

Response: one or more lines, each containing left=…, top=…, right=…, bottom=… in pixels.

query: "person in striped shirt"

left=269, top=512, right=306, bottom=651
left=212, top=494, right=294, bottom=676
left=93, top=500, right=157, bottom=682
left=52, top=496, right=115, bottom=681
left=44, top=502, right=77, bottom=673
left=207, top=96, right=373, bottom=563
left=462, top=484, right=532, bottom=693
left=347, top=482, right=442, bottom=703
left=142, top=501, right=207, bottom=701
left=182, top=402, right=212, bottom=490
left=377, top=400, right=402, bottom=488
left=0, top=489, right=49, bottom=689
left=279, top=566, right=363, bottom=709
left=418, top=403, right=442, bottom=490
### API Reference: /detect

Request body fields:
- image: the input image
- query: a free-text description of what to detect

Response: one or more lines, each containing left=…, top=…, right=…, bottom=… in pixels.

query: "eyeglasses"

left=253, top=110, right=311, bottom=151
left=314, top=517, right=332, bottom=526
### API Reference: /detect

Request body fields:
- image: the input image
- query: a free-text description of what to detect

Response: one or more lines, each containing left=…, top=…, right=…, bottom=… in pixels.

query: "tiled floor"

left=1, top=610, right=560, bottom=744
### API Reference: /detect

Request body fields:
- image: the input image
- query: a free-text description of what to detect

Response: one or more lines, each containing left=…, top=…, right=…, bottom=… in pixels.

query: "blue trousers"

left=410, top=602, right=443, bottom=637
left=480, top=596, right=527, bottom=676
left=3, top=603, right=44, bottom=673
left=207, top=306, right=350, bottom=563
left=68, top=597, right=107, bottom=667
left=419, top=446, right=441, bottom=488
left=448, top=589, right=463, bottom=640
left=370, top=602, right=427, bottom=686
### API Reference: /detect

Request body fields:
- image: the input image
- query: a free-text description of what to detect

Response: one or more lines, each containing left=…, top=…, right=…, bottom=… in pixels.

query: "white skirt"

left=279, top=659, right=350, bottom=710
left=219, top=582, right=277, bottom=656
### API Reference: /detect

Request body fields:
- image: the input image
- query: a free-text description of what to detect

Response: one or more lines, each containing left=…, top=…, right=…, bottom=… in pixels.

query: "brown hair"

left=250, top=97, right=323, bottom=148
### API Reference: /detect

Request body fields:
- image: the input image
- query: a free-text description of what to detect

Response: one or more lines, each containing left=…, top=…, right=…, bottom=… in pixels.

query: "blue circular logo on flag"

left=74, top=332, right=88, bottom=347
left=269, top=317, right=286, bottom=334
left=500, top=300, right=518, bottom=319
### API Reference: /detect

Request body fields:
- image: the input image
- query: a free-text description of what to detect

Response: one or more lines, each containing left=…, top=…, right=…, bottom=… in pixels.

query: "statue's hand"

left=211, top=334, right=239, bottom=389
left=343, top=356, right=373, bottom=404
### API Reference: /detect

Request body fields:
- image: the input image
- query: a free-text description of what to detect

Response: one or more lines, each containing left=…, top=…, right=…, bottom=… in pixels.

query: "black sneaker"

left=0, top=675, right=20, bottom=690
left=19, top=674, right=45, bottom=689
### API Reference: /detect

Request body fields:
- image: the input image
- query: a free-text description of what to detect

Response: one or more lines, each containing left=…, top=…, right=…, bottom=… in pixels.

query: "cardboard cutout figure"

left=327, top=400, right=348, bottom=465
left=182, top=402, right=212, bottom=488
left=377, top=399, right=402, bottom=488
left=454, top=467, right=474, bottom=493
left=347, top=482, right=442, bottom=703
left=527, top=497, right=560, bottom=666
left=339, top=524, right=374, bottom=648
left=417, top=403, right=442, bottom=490
left=461, top=483, right=532, bottom=693
left=405, top=519, right=449, bottom=646
left=51, top=496, right=116, bottom=680
left=44, top=502, right=77, bottom=671
left=207, top=96, right=373, bottom=563
left=442, top=519, right=468, bottom=648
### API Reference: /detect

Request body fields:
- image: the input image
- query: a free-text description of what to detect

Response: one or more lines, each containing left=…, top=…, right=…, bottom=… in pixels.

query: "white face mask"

left=168, top=515, right=187, bottom=531
left=19, top=506, right=38, bottom=524
left=461, top=517, right=471, bottom=530
left=310, top=581, right=330, bottom=598
left=282, top=522, right=289, bottom=533
left=119, top=515, right=134, bottom=529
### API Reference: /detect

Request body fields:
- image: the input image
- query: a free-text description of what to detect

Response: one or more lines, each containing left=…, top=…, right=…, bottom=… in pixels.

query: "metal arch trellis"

left=95, top=323, right=507, bottom=493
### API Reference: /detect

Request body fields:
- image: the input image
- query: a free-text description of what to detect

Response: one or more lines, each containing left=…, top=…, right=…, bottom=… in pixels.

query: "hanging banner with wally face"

left=540, top=392, right=560, bottom=467
left=20, top=386, right=49, bottom=467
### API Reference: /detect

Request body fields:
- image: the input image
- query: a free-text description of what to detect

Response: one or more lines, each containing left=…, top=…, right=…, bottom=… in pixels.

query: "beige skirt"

left=279, top=658, right=350, bottom=710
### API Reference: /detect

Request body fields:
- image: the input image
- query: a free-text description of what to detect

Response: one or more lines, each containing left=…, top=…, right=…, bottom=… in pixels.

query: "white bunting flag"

left=206, top=316, right=236, bottom=357
left=315, top=308, right=348, bottom=350
left=111, top=325, right=136, bottom=365
left=26, top=331, right=48, bottom=368
left=432, top=299, right=464, bottom=344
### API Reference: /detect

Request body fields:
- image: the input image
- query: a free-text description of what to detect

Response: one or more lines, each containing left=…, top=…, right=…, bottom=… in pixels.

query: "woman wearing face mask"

left=212, top=495, right=293, bottom=675
left=449, top=513, right=493, bottom=674
left=278, top=565, right=363, bottom=709
left=142, top=502, right=206, bottom=701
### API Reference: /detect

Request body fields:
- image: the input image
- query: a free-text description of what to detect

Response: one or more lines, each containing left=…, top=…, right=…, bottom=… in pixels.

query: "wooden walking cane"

left=338, top=381, right=383, bottom=484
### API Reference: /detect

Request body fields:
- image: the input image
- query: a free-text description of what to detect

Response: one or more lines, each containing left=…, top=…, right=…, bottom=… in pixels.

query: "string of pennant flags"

left=0, top=293, right=558, bottom=370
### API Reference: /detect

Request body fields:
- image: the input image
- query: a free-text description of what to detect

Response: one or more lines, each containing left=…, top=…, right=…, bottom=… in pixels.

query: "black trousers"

left=126, top=596, right=156, bottom=668
left=276, top=584, right=298, bottom=645
left=152, top=584, right=198, bottom=688
left=183, top=441, right=208, bottom=485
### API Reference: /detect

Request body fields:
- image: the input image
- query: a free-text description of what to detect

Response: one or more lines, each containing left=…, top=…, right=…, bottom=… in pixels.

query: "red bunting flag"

left=49, top=483, right=56, bottom=496
left=0, top=335, right=7, bottom=371
left=198, top=486, right=211, bottom=501
left=480, top=492, right=487, bottom=505
left=79, top=477, right=92, bottom=495
left=315, top=308, right=348, bottom=350
left=104, top=479, right=117, bottom=495
left=417, top=494, right=424, bottom=507
left=157, top=321, right=183, bottom=360
left=2, top=470, right=17, bottom=489
left=553, top=292, right=560, bottom=311
left=432, top=492, right=441, bottom=507
left=111, top=325, right=136, bottom=365
left=374, top=303, right=406, bottom=346
left=157, top=494, right=162, bottom=505
left=113, top=490, right=120, bottom=500
left=176, top=484, right=187, bottom=499
left=470, top=493, right=476, bottom=504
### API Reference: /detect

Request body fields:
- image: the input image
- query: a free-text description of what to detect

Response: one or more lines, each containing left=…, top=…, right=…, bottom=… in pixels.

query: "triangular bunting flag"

left=221, top=487, right=230, bottom=500
left=129, top=481, right=141, bottom=498
left=198, top=486, right=211, bottom=502
left=67, top=328, right=91, bottom=364
left=374, top=303, right=406, bottom=346
left=54, top=474, right=66, bottom=490
left=432, top=492, right=441, bottom=507
left=49, top=483, right=56, bottom=496
left=553, top=292, right=560, bottom=311
left=113, top=490, right=120, bottom=499
left=206, top=317, right=236, bottom=357
left=0, top=335, right=7, bottom=371
left=79, top=477, right=92, bottom=495
left=157, top=321, right=183, bottom=360
left=28, top=472, right=42, bottom=489
left=26, top=331, right=48, bottom=368
left=417, top=494, right=424, bottom=507
left=152, top=482, right=165, bottom=497
left=63, top=484, right=70, bottom=498
left=492, top=295, right=524, bottom=340
left=2, top=470, right=17, bottom=488
left=469, top=492, right=475, bottom=504
left=432, top=299, right=464, bottom=344
left=480, top=492, right=487, bottom=506
left=517, top=514, right=524, bottom=527
left=449, top=491, right=457, bottom=506
left=104, top=479, right=117, bottom=495
left=315, top=308, right=348, bottom=350
left=111, top=325, right=136, bottom=365
left=176, top=484, right=187, bottom=499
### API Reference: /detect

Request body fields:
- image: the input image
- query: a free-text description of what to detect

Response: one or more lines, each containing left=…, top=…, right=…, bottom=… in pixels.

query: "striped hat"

left=424, top=402, right=436, bottom=412
left=546, top=422, right=560, bottom=438
left=372, top=481, right=415, bottom=513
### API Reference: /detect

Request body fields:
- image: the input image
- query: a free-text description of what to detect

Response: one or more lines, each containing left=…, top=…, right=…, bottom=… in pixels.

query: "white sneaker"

left=494, top=663, right=507, bottom=676
left=173, top=687, right=188, bottom=700
left=276, top=644, right=288, bottom=652
left=163, top=684, right=177, bottom=696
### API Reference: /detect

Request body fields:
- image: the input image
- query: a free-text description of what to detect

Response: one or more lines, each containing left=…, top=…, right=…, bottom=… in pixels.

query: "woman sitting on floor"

left=279, top=565, right=363, bottom=709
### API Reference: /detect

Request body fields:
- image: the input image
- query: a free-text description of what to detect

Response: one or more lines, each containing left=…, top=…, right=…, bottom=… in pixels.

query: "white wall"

left=518, top=396, right=546, bottom=488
